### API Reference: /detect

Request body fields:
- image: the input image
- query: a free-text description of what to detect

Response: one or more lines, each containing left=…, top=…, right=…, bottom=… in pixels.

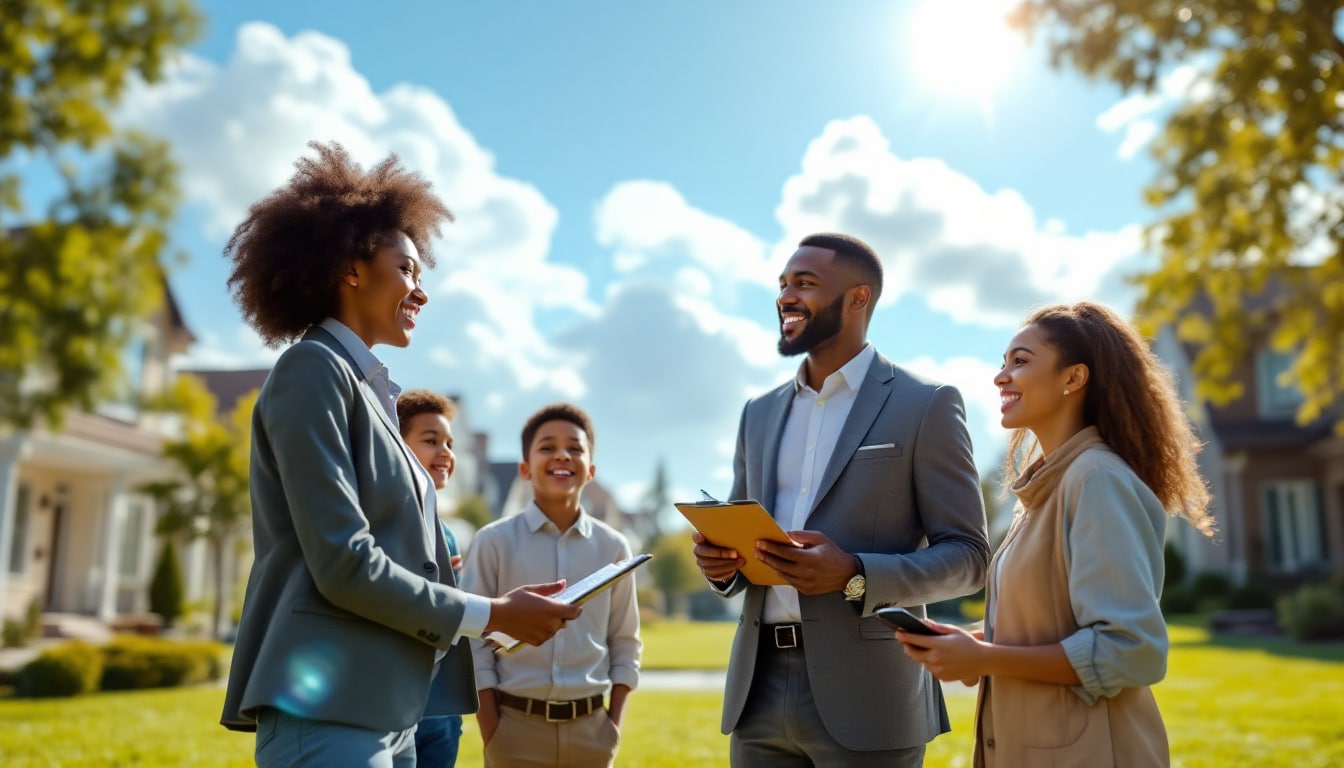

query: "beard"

left=777, top=292, right=845, bottom=357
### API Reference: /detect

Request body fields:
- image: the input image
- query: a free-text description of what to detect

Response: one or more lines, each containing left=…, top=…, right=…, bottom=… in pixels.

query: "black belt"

left=763, top=623, right=803, bottom=650
left=496, top=691, right=604, bottom=722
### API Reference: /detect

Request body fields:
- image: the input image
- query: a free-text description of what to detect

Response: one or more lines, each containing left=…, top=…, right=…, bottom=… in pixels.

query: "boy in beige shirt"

left=463, top=403, right=641, bottom=768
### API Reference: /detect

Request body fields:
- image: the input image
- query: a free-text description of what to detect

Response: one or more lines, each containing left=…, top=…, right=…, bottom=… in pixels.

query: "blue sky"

left=100, top=0, right=1182, bottom=508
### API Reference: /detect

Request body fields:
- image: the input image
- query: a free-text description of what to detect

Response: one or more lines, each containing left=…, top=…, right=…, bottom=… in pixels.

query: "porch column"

left=97, top=475, right=129, bottom=622
left=1223, top=453, right=1248, bottom=584
left=0, top=438, right=30, bottom=618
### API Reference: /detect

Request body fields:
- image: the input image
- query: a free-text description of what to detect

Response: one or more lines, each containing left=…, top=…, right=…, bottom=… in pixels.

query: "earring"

left=1063, top=389, right=1070, bottom=396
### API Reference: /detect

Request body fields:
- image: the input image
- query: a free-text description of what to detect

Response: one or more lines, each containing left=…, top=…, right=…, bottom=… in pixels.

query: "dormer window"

left=1255, top=348, right=1304, bottom=418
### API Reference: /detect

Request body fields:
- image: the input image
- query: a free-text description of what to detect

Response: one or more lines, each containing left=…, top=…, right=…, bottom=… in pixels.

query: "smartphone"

left=875, top=607, right=940, bottom=636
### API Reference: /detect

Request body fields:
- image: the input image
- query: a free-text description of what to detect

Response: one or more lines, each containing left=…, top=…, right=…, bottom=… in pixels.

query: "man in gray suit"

left=694, top=232, right=990, bottom=766
left=218, top=142, right=579, bottom=766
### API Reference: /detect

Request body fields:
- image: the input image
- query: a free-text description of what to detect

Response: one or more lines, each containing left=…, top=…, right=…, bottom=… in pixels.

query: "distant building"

left=1153, top=284, right=1344, bottom=587
left=0, top=276, right=210, bottom=626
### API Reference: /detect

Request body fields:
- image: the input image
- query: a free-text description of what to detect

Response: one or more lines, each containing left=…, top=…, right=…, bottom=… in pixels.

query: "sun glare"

left=908, top=0, right=1024, bottom=101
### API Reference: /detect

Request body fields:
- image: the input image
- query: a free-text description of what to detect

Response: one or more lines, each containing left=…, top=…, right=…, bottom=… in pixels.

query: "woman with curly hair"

left=219, top=142, right=579, bottom=767
left=899, top=301, right=1214, bottom=767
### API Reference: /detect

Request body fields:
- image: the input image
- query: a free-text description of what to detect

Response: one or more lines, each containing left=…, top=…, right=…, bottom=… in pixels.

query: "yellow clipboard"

left=674, top=499, right=798, bottom=586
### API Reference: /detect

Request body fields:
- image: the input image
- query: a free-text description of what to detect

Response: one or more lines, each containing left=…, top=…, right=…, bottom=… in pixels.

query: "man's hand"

left=756, top=530, right=857, bottom=596
left=692, top=530, right=745, bottom=582
left=485, top=580, right=582, bottom=646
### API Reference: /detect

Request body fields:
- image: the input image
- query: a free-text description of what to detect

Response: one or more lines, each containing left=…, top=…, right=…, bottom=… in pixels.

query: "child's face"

left=404, top=412, right=455, bottom=490
left=520, top=419, right=595, bottom=501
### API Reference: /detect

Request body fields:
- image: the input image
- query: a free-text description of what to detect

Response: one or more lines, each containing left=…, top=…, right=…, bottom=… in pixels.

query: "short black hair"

left=799, top=232, right=883, bottom=306
left=520, top=402, right=595, bottom=457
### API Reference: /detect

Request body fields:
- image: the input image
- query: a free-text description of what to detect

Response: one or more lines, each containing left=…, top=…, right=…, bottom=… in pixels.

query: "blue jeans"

left=254, top=708, right=416, bottom=768
left=415, top=715, right=463, bottom=767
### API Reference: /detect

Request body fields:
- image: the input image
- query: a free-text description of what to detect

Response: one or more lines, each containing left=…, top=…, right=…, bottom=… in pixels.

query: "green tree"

left=647, top=533, right=703, bottom=617
left=148, top=539, right=184, bottom=627
left=634, top=459, right=671, bottom=548
left=453, top=495, right=494, bottom=532
left=0, top=0, right=201, bottom=430
left=1012, top=1, right=1344, bottom=428
left=141, top=375, right=256, bottom=639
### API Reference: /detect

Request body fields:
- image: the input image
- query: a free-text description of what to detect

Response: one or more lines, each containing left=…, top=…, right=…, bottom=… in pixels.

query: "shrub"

left=149, top=540, right=185, bottom=628
left=100, top=637, right=223, bottom=690
left=1190, top=571, right=1231, bottom=600
left=1227, top=582, right=1276, bottom=610
left=3, top=618, right=28, bottom=648
left=16, top=642, right=102, bottom=698
left=1163, top=543, right=1187, bottom=587
left=1161, top=584, right=1199, bottom=616
left=1277, top=583, right=1344, bottom=641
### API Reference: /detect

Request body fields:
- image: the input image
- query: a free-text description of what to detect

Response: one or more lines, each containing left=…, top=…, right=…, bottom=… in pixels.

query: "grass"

left=0, top=620, right=1339, bottom=766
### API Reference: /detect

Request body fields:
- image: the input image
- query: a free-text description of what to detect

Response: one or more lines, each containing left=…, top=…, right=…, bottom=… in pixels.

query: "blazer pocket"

left=858, top=614, right=899, bottom=639
left=291, top=598, right=361, bottom=622
left=851, top=445, right=903, bottom=462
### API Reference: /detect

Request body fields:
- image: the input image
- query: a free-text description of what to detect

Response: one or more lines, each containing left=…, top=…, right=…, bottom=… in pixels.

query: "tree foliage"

left=141, top=374, right=256, bottom=638
left=1013, top=1, right=1344, bottom=428
left=0, top=0, right=201, bottom=430
left=648, top=533, right=703, bottom=617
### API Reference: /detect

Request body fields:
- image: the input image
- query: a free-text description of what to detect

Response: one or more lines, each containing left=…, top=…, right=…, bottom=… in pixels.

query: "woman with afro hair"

left=219, top=142, right=579, bottom=767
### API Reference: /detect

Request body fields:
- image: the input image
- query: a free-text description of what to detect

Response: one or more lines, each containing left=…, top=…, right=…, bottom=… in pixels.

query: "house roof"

left=1206, top=417, right=1336, bottom=452
left=179, top=368, right=271, bottom=416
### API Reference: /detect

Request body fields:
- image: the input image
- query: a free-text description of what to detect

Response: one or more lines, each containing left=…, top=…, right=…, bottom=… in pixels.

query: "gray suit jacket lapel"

left=808, top=356, right=896, bottom=518
left=759, top=385, right=793, bottom=510
left=305, top=327, right=435, bottom=550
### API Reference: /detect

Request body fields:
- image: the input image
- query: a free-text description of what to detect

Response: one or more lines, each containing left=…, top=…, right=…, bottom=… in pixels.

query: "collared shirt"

left=317, top=317, right=489, bottom=642
left=763, top=343, right=876, bottom=624
left=462, top=501, right=642, bottom=700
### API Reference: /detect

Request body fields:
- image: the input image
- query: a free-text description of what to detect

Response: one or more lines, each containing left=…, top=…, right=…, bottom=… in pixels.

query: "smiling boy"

left=461, top=403, right=641, bottom=768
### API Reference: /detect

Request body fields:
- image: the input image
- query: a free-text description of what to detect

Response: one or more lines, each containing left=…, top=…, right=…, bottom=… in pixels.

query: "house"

left=0, top=277, right=209, bottom=630
left=1153, top=294, right=1344, bottom=588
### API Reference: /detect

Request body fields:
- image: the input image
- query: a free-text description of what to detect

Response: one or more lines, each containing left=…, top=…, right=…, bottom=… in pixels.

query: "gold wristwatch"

left=843, top=556, right=866, bottom=601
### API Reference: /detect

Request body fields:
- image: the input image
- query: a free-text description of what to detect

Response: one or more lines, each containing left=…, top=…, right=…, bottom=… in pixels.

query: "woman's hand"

left=897, top=621, right=990, bottom=683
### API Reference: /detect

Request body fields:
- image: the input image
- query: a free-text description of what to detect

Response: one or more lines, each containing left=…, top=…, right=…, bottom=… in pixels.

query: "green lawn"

left=0, top=620, right=1339, bottom=766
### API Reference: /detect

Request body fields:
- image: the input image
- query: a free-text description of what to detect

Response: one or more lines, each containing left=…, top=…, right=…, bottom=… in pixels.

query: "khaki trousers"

left=483, top=705, right=621, bottom=768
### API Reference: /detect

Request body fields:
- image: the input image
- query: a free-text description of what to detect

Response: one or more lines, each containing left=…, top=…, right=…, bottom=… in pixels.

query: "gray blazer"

left=719, top=352, right=989, bottom=751
left=221, top=326, right=476, bottom=733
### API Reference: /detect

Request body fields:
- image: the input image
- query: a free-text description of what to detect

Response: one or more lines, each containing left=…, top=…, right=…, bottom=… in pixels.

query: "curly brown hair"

left=396, top=389, right=457, bottom=439
left=224, top=141, right=454, bottom=346
left=1006, top=301, right=1215, bottom=536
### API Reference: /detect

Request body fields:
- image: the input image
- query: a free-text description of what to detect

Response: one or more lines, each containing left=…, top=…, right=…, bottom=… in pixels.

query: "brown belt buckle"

left=774, top=624, right=798, bottom=649
left=545, top=700, right=575, bottom=722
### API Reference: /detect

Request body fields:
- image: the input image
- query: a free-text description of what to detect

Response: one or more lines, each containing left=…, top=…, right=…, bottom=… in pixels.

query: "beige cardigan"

left=975, top=427, right=1170, bottom=767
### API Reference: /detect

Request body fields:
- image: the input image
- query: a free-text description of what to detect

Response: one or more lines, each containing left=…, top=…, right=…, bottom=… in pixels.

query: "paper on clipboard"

left=483, top=553, right=652, bottom=655
left=674, top=498, right=797, bottom=586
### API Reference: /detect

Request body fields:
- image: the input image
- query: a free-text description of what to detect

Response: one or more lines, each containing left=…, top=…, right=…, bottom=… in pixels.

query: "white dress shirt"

left=763, top=343, right=876, bottom=624
left=318, top=318, right=489, bottom=642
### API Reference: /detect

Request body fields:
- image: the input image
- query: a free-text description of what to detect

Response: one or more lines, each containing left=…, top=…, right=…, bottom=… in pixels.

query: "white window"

left=8, top=483, right=30, bottom=575
left=1262, top=481, right=1327, bottom=571
left=117, top=497, right=149, bottom=578
left=1256, top=349, right=1304, bottom=417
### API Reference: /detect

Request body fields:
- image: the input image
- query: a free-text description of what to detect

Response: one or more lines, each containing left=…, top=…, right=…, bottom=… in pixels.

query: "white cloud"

left=901, top=354, right=1009, bottom=468
left=595, top=180, right=774, bottom=288
left=174, top=322, right=282, bottom=370
left=772, top=116, right=1146, bottom=327
left=1096, top=63, right=1210, bottom=160
left=120, top=21, right=565, bottom=281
